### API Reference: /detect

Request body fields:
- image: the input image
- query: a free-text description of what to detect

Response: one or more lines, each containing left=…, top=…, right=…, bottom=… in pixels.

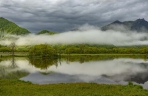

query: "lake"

left=1, top=56, right=148, bottom=89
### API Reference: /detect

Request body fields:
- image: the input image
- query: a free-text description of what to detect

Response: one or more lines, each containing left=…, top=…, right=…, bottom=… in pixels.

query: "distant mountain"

left=37, top=30, right=57, bottom=35
left=101, top=18, right=148, bottom=32
left=0, top=17, right=30, bottom=35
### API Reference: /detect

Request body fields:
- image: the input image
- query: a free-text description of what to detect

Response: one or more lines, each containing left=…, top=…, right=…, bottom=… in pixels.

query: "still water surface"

left=1, top=57, right=148, bottom=89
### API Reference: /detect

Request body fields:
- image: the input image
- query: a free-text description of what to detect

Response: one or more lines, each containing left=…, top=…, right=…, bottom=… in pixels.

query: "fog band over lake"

left=1, top=25, right=148, bottom=46
left=1, top=58, right=148, bottom=89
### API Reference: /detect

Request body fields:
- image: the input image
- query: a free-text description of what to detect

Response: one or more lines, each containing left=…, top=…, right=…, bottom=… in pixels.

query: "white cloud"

left=1, top=24, right=148, bottom=46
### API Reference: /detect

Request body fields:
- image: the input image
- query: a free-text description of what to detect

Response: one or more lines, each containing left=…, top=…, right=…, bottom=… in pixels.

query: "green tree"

left=29, top=44, right=57, bottom=58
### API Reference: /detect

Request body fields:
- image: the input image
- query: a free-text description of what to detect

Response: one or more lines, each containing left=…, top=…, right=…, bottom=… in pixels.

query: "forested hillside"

left=37, top=30, right=57, bottom=35
left=0, top=17, right=30, bottom=35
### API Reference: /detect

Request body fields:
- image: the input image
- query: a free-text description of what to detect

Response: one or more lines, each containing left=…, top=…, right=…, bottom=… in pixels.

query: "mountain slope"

left=37, top=30, right=57, bottom=35
left=101, top=18, right=148, bottom=32
left=0, top=17, right=30, bottom=35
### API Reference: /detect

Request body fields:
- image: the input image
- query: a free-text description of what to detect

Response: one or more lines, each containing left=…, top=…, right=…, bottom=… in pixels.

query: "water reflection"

left=28, top=57, right=58, bottom=69
left=11, top=57, right=17, bottom=68
left=0, top=57, right=29, bottom=79
left=0, top=56, right=148, bottom=89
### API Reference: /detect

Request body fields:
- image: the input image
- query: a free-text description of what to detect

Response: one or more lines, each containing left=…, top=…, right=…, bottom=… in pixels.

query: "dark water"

left=1, top=57, right=148, bottom=89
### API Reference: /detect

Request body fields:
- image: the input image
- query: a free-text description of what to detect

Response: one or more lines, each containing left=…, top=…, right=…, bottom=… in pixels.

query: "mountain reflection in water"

left=1, top=57, right=148, bottom=89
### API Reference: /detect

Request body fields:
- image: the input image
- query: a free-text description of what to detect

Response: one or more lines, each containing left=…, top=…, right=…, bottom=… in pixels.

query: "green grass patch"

left=0, top=79, right=148, bottom=96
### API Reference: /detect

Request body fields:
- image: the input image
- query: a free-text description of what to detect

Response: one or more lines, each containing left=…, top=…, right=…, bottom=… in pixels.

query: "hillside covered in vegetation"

left=0, top=17, right=30, bottom=35
left=37, top=30, right=57, bottom=35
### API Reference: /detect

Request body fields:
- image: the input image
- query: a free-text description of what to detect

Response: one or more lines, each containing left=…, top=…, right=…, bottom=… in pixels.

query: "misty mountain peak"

left=101, top=18, right=148, bottom=32
left=130, top=18, right=148, bottom=31
left=135, top=18, right=147, bottom=25
left=136, top=18, right=146, bottom=22
left=112, top=20, right=121, bottom=24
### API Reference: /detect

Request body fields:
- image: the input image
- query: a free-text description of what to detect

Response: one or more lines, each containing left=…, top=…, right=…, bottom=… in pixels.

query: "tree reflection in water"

left=0, top=57, right=29, bottom=79
left=10, top=56, right=17, bottom=68
left=28, top=57, right=59, bottom=69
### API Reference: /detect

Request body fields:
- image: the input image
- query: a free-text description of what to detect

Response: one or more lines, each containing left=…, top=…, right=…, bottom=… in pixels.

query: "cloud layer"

left=1, top=25, right=148, bottom=46
left=0, top=0, right=148, bottom=32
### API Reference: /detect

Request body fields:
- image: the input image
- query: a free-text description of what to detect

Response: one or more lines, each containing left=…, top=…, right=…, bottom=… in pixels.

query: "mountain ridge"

left=37, top=30, right=57, bottom=35
left=1, top=17, right=148, bottom=34
left=0, top=17, right=30, bottom=35
left=101, top=18, right=148, bottom=32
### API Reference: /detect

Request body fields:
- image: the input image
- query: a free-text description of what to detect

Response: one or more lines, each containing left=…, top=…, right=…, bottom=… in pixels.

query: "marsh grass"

left=0, top=79, right=148, bottom=96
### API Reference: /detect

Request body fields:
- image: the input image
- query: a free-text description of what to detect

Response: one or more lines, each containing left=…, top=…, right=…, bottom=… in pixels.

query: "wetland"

left=1, top=55, right=148, bottom=89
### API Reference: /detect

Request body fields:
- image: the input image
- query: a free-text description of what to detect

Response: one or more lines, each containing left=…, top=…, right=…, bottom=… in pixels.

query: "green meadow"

left=0, top=79, right=148, bottom=96
left=1, top=44, right=148, bottom=96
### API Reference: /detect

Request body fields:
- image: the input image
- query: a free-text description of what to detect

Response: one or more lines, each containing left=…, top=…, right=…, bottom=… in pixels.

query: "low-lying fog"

left=1, top=24, right=148, bottom=46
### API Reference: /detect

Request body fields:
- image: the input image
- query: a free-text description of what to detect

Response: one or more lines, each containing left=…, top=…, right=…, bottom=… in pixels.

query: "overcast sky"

left=0, top=0, right=148, bottom=33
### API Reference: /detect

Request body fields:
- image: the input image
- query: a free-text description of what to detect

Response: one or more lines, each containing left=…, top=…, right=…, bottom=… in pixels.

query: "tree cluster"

left=28, top=44, right=57, bottom=58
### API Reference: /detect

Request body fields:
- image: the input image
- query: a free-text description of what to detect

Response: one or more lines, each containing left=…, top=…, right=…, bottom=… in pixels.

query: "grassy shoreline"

left=0, top=79, right=148, bottom=96
left=1, top=54, right=148, bottom=95
left=0, top=52, right=148, bottom=57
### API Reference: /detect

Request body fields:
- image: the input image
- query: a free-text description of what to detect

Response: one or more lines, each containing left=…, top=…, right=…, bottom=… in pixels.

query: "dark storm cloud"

left=0, top=0, right=148, bottom=33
